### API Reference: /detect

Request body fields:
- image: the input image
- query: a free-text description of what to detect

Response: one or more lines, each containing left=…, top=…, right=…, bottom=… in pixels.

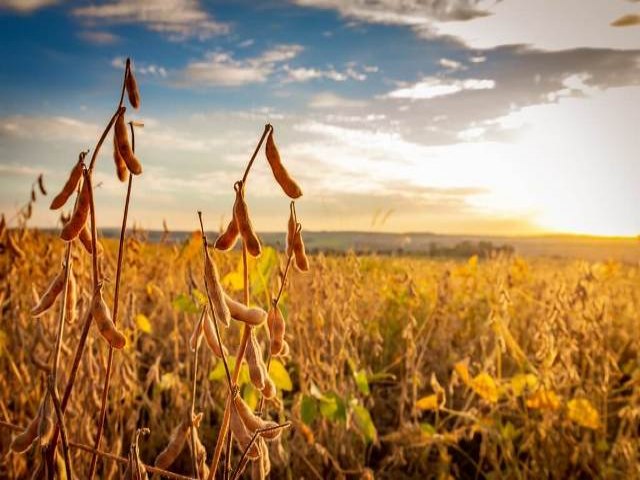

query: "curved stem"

left=240, top=124, right=271, bottom=186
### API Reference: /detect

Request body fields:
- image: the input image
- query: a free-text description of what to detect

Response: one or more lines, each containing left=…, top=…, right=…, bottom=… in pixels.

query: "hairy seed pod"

left=37, top=174, right=47, bottom=195
left=60, top=178, right=90, bottom=241
left=268, top=304, right=285, bottom=355
left=31, top=188, right=36, bottom=202
left=214, top=216, right=239, bottom=251
left=233, top=395, right=281, bottom=441
left=203, top=310, right=227, bottom=358
left=189, top=312, right=204, bottom=352
left=286, top=208, right=296, bottom=257
left=25, top=202, right=32, bottom=219
left=204, top=246, right=231, bottom=327
left=91, top=286, right=126, bottom=349
left=278, top=340, right=290, bottom=357
left=50, top=160, right=83, bottom=210
left=258, top=437, right=270, bottom=477
left=225, top=294, right=267, bottom=326
left=261, top=375, right=276, bottom=400
left=0, top=213, right=5, bottom=237
left=265, top=129, right=302, bottom=199
left=65, top=268, right=77, bottom=324
left=115, top=107, right=143, bottom=175
left=125, top=62, right=141, bottom=109
left=7, top=232, right=25, bottom=258
left=233, top=183, right=261, bottom=257
left=32, top=265, right=66, bottom=317
left=245, top=331, right=266, bottom=390
left=251, top=452, right=265, bottom=480
left=78, top=222, right=94, bottom=254
left=113, top=132, right=129, bottom=182
left=154, top=418, right=189, bottom=469
left=10, top=408, right=40, bottom=453
left=293, top=227, right=309, bottom=272
left=38, top=398, right=54, bottom=447
left=230, top=403, right=261, bottom=460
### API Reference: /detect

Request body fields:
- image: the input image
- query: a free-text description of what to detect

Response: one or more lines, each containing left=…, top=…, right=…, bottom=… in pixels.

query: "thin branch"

left=230, top=422, right=292, bottom=480
left=47, top=377, right=73, bottom=480
left=241, top=124, right=272, bottom=185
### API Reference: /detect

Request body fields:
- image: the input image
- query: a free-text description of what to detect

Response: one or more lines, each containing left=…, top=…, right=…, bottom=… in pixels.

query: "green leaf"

left=172, top=294, right=199, bottom=314
left=354, top=369, right=370, bottom=395
left=419, top=422, right=436, bottom=436
left=209, top=356, right=250, bottom=385
left=352, top=404, right=377, bottom=443
left=319, top=391, right=347, bottom=423
left=301, top=395, right=318, bottom=425
left=268, top=359, right=293, bottom=391
left=135, top=314, right=152, bottom=334
left=192, top=289, right=208, bottom=307
left=243, top=384, right=259, bottom=410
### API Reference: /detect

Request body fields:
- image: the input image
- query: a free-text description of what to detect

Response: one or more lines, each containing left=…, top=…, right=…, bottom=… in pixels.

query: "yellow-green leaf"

left=268, top=359, right=293, bottom=391
left=510, top=373, right=538, bottom=396
left=567, top=398, right=601, bottom=429
left=416, top=394, right=439, bottom=411
left=471, top=373, right=499, bottom=403
left=222, top=272, right=244, bottom=292
left=135, top=314, right=152, bottom=334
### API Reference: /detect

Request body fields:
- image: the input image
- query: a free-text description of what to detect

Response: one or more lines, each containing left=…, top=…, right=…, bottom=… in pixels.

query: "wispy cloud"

left=282, top=63, right=370, bottom=83
left=72, top=0, right=229, bottom=41
left=78, top=30, right=119, bottom=45
left=385, top=77, right=495, bottom=100
left=308, top=92, right=367, bottom=108
left=0, top=0, right=58, bottom=13
left=111, top=57, right=167, bottom=77
left=176, top=45, right=303, bottom=87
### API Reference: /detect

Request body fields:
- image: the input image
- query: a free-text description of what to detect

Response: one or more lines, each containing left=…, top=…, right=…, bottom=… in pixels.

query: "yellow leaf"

left=468, top=255, right=478, bottom=269
left=135, top=314, right=152, bottom=334
left=268, top=359, right=293, bottom=391
left=222, top=271, right=244, bottom=292
left=510, top=374, right=538, bottom=396
left=526, top=389, right=561, bottom=410
left=416, top=394, right=439, bottom=411
left=567, top=398, right=601, bottom=429
left=454, top=360, right=471, bottom=386
left=471, top=373, right=499, bottom=403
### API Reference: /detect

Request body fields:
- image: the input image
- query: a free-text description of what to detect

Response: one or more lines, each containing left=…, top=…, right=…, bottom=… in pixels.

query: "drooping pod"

left=113, top=132, right=129, bottom=182
left=286, top=205, right=296, bottom=257
left=91, top=285, right=126, bottom=349
left=292, top=225, right=309, bottom=272
left=10, top=406, right=41, bottom=453
left=31, top=188, right=36, bottom=202
left=203, top=309, right=228, bottom=358
left=214, top=215, right=239, bottom=251
left=268, top=303, right=286, bottom=355
left=38, top=397, right=54, bottom=447
left=60, top=176, right=90, bottom=241
left=233, top=395, right=281, bottom=441
left=204, top=246, right=231, bottom=327
left=233, top=182, right=261, bottom=257
left=245, top=330, right=266, bottom=390
left=189, top=312, right=205, bottom=352
left=261, top=375, right=276, bottom=400
left=50, top=157, right=83, bottom=210
left=114, top=107, right=143, bottom=175
left=32, top=265, right=66, bottom=317
left=25, top=202, right=32, bottom=220
left=154, top=417, right=190, bottom=469
left=265, top=129, right=302, bottom=199
left=78, top=222, right=94, bottom=254
left=37, top=174, right=47, bottom=195
left=125, top=59, right=141, bottom=109
left=229, top=403, right=261, bottom=460
left=225, top=294, right=267, bottom=326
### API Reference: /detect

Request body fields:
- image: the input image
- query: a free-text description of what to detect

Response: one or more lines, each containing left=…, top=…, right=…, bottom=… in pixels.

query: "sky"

left=0, top=0, right=639, bottom=237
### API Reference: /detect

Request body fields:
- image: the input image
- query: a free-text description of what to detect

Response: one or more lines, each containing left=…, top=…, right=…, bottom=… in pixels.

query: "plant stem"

left=48, top=377, right=73, bottom=480
left=189, top=318, right=201, bottom=479
left=88, top=171, right=134, bottom=478
left=241, top=124, right=271, bottom=185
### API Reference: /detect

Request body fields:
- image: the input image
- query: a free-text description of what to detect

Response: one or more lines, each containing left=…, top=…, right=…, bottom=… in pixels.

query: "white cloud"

left=0, top=115, right=99, bottom=142
left=308, top=92, right=367, bottom=108
left=385, top=77, right=495, bottom=99
left=0, top=0, right=57, bottom=13
left=469, top=55, right=486, bottom=63
left=294, top=0, right=640, bottom=51
left=439, top=58, right=465, bottom=71
left=78, top=30, right=119, bottom=45
left=111, top=57, right=167, bottom=77
left=282, top=64, right=369, bottom=83
left=73, top=0, right=229, bottom=41
left=177, top=45, right=303, bottom=87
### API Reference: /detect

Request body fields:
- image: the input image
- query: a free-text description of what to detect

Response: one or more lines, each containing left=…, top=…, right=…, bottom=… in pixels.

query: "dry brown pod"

left=203, top=309, right=227, bottom=358
left=25, top=202, right=32, bottom=219
left=286, top=205, right=296, bottom=257
left=125, top=59, right=141, bottom=109
left=0, top=213, right=5, bottom=237
left=113, top=132, right=129, bottom=182
left=38, top=397, right=54, bottom=447
left=214, top=215, right=239, bottom=251
left=265, top=129, right=302, bottom=199
left=115, top=107, right=143, bottom=175
left=30, top=188, right=36, bottom=202
left=189, top=312, right=205, bottom=352
left=229, top=403, right=261, bottom=460
left=233, top=395, right=281, bottom=441
left=268, top=303, right=286, bottom=355
left=60, top=176, right=90, bottom=241
left=261, top=375, right=276, bottom=400
left=204, top=246, right=231, bottom=327
left=78, top=222, right=94, bottom=254
left=50, top=157, right=83, bottom=210
left=292, top=226, right=309, bottom=272
left=245, top=330, right=266, bottom=390
left=225, top=294, right=267, bottom=326
left=37, top=174, right=47, bottom=196
left=91, top=285, right=126, bottom=349
left=154, top=417, right=190, bottom=469
left=32, top=265, right=66, bottom=317
left=7, top=232, right=25, bottom=258
left=233, top=182, right=261, bottom=257
left=10, top=407, right=41, bottom=453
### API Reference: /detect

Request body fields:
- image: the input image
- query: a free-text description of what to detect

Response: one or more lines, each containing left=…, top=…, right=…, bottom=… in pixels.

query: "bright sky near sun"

left=0, top=0, right=639, bottom=236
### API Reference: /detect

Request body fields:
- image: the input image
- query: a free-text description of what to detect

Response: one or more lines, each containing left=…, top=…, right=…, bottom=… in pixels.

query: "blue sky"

left=1, top=0, right=639, bottom=236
